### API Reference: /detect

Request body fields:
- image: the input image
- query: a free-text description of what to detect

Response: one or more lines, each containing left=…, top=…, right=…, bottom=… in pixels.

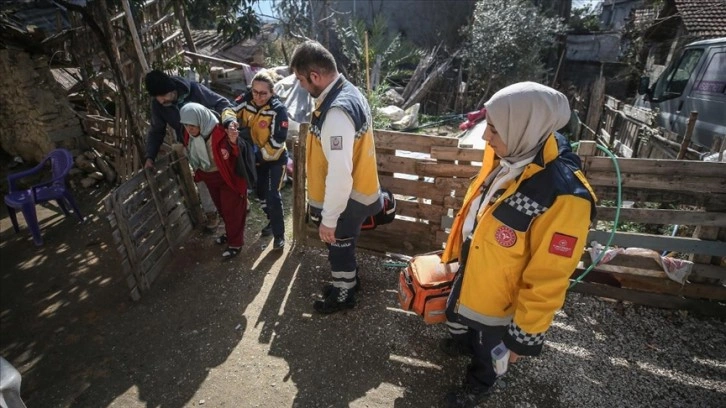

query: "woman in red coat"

left=180, top=102, right=249, bottom=259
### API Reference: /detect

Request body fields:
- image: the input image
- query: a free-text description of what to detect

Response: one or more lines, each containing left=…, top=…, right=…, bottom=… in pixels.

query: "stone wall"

left=0, top=46, right=83, bottom=163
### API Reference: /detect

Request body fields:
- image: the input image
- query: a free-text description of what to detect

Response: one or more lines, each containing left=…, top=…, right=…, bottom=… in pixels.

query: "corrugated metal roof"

left=675, top=0, right=726, bottom=38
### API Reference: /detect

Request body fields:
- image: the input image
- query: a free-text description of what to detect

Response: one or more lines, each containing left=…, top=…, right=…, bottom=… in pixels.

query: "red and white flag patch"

left=549, top=233, right=578, bottom=257
left=281, top=120, right=289, bottom=128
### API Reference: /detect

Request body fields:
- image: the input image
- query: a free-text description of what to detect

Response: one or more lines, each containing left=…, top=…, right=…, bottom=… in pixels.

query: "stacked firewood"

left=69, top=149, right=117, bottom=188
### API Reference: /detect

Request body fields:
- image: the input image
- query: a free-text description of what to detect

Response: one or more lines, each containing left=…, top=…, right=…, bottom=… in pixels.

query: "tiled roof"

left=675, top=0, right=726, bottom=38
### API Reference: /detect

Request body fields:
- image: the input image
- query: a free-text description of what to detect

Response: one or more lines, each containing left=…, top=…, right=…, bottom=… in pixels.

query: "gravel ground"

left=1, top=185, right=724, bottom=408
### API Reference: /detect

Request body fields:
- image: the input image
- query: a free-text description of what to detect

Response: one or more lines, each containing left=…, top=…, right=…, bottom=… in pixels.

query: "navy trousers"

left=256, top=159, right=286, bottom=239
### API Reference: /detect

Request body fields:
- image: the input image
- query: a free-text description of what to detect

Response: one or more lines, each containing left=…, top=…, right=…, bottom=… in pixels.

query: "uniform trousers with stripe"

left=446, top=256, right=507, bottom=389
left=326, top=214, right=366, bottom=294
left=196, top=170, right=248, bottom=247
left=256, top=156, right=287, bottom=239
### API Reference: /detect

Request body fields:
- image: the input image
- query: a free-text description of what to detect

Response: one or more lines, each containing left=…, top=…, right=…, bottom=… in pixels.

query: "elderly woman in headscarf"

left=180, top=102, right=250, bottom=260
left=439, top=82, right=597, bottom=407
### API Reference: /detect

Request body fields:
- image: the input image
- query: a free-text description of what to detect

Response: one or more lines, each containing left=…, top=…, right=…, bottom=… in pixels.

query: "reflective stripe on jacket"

left=443, top=133, right=597, bottom=356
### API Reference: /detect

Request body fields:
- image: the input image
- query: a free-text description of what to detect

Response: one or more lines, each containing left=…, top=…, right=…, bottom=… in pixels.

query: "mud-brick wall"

left=0, top=46, right=83, bottom=163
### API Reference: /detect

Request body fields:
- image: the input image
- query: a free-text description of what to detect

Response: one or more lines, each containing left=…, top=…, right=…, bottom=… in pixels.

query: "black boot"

left=313, top=287, right=355, bottom=314
left=322, top=276, right=361, bottom=297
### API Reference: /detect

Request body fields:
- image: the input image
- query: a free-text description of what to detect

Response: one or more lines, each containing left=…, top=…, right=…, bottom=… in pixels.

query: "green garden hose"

left=569, top=142, right=622, bottom=288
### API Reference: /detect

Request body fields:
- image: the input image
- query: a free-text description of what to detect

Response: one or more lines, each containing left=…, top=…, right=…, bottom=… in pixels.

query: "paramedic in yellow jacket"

left=222, top=71, right=289, bottom=251
left=290, top=40, right=383, bottom=314
left=440, top=82, right=597, bottom=408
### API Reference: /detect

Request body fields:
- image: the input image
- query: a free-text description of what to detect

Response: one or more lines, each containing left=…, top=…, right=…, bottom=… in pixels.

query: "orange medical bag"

left=397, top=252, right=459, bottom=324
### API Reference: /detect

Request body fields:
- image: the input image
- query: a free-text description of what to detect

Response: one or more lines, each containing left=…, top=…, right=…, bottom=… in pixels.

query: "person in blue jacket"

left=144, top=69, right=232, bottom=230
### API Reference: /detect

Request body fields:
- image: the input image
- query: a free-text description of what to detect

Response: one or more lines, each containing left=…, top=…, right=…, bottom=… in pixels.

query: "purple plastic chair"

left=4, top=148, right=83, bottom=246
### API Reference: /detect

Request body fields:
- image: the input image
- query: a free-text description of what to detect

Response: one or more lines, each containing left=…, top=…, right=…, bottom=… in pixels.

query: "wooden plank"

left=595, top=207, right=726, bottom=227
left=378, top=175, right=444, bottom=204
left=293, top=129, right=308, bottom=246
left=114, top=171, right=147, bottom=203
left=583, top=156, right=725, bottom=178
left=586, top=172, right=726, bottom=195
left=574, top=263, right=726, bottom=300
left=171, top=145, right=204, bottom=229
left=127, top=199, right=156, bottom=229
left=144, top=168, right=176, bottom=251
left=430, top=146, right=484, bottom=162
left=435, top=230, right=450, bottom=246
left=356, top=220, right=438, bottom=255
left=165, top=204, right=189, bottom=227
left=108, top=192, right=145, bottom=291
left=374, top=130, right=458, bottom=154
left=579, top=251, right=725, bottom=281
left=169, top=219, right=193, bottom=247
left=377, top=155, right=425, bottom=175
left=136, top=227, right=165, bottom=260
left=395, top=199, right=447, bottom=223
left=143, top=246, right=173, bottom=288
left=416, top=162, right=480, bottom=178
left=139, top=234, right=170, bottom=276
left=568, top=281, right=726, bottom=317
left=443, top=195, right=465, bottom=209
left=587, top=230, right=726, bottom=257
left=435, top=177, right=472, bottom=196
left=592, top=187, right=726, bottom=209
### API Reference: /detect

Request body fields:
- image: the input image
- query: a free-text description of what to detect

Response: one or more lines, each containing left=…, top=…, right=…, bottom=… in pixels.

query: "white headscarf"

left=180, top=103, right=219, bottom=171
left=485, top=81, right=571, bottom=164
left=465, top=82, right=572, bottom=233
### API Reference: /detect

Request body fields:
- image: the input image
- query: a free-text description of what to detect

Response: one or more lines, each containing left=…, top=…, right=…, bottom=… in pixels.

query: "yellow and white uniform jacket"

left=442, top=134, right=597, bottom=356
left=222, top=93, right=288, bottom=164
left=306, top=75, right=382, bottom=228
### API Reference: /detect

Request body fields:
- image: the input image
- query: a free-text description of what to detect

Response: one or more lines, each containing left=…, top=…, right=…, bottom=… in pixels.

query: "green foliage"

left=183, top=0, right=262, bottom=42
left=463, top=0, right=565, bottom=101
left=273, top=0, right=313, bottom=39
left=569, top=5, right=601, bottom=33
left=335, top=15, right=422, bottom=89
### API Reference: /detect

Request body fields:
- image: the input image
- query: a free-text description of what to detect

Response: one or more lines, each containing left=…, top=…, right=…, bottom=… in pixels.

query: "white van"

left=638, top=37, right=726, bottom=150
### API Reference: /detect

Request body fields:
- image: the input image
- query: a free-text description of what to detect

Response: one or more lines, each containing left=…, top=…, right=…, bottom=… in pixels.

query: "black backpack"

left=361, top=188, right=396, bottom=231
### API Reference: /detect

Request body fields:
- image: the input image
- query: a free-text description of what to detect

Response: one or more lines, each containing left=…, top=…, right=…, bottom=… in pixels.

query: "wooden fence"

left=292, top=130, right=726, bottom=314
left=591, top=95, right=723, bottom=160
left=293, top=129, right=481, bottom=254
left=104, top=148, right=201, bottom=300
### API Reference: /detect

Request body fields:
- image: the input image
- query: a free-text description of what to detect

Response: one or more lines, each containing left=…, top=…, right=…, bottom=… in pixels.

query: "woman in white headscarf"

left=180, top=103, right=251, bottom=260
left=439, top=82, right=597, bottom=407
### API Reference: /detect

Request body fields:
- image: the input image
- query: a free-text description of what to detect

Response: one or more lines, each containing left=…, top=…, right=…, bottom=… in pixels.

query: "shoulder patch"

left=330, top=135, right=343, bottom=150
left=549, top=233, right=577, bottom=257
left=281, top=120, right=288, bottom=128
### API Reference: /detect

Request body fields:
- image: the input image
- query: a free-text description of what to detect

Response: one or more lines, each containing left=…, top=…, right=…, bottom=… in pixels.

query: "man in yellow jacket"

left=290, top=40, right=383, bottom=314
left=440, top=82, right=597, bottom=407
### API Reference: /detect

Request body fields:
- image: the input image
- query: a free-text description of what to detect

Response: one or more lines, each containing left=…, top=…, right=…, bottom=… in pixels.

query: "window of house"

left=693, top=52, right=726, bottom=95
left=652, top=48, right=704, bottom=100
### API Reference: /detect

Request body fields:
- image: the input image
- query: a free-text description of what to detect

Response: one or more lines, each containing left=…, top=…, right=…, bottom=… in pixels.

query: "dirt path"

left=1, top=185, right=724, bottom=408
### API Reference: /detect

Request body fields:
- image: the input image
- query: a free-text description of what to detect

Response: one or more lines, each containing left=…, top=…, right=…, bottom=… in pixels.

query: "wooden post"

left=172, top=144, right=205, bottom=229
left=121, top=0, right=150, bottom=72
left=677, top=111, right=698, bottom=160
left=585, top=76, right=606, bottom=139
left=364, top=31, right=371, bottom=96
left=172, top=0, right=199, bottom=66
left=292, top=124, right=309, bottom=247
